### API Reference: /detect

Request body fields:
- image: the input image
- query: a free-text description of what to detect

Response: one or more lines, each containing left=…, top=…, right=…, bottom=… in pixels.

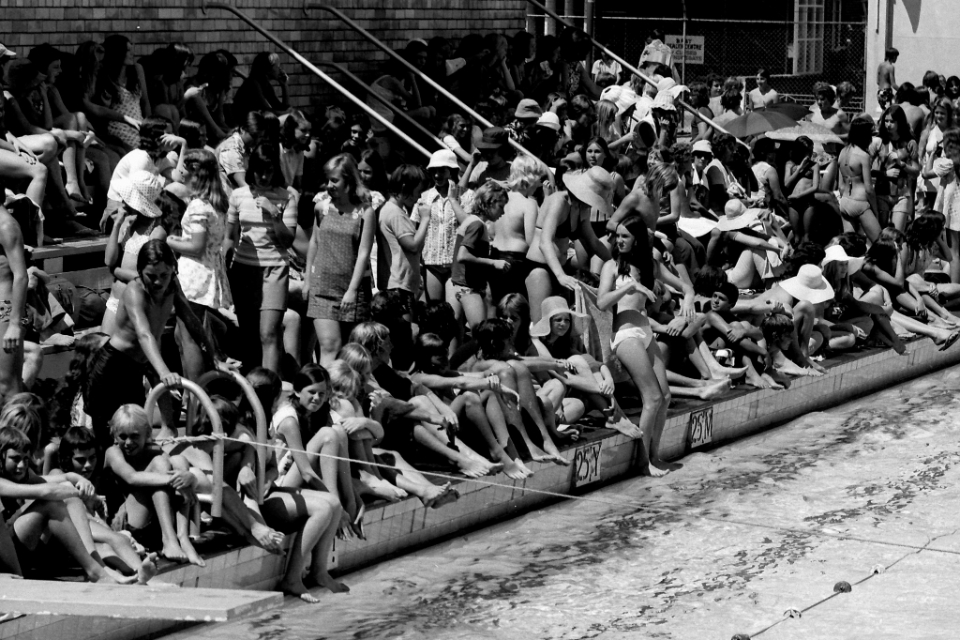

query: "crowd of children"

left=0, top=26, right=957, bottom=604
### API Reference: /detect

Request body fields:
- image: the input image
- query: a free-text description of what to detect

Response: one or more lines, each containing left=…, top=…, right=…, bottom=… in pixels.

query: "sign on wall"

left=665, top=35, right=705, bottom=64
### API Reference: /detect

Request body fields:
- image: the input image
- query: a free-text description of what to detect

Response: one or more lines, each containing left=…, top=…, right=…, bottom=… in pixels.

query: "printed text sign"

left=573, top=441, right=603, bottom=488
left=688, top=406, right=714, bottom=448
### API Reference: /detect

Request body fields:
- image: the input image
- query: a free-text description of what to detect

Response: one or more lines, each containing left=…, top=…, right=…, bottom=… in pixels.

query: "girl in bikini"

left=838, top=116, right=883, bottom=242
left=878, top=104, right=920, bottom=231
left=597, top=215, right=677, bottom=477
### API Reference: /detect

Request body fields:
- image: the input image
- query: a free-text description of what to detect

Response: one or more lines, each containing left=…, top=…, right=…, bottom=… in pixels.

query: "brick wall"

left=1, top=0, right=526, bottom=114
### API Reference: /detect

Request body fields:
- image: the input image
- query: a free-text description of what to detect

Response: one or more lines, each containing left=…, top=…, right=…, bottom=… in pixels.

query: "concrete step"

left=0, top=578, right=283, bottom=622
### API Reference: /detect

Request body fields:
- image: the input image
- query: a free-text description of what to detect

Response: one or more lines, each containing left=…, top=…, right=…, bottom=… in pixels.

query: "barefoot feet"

left=137, top=553, right=159, bottom=584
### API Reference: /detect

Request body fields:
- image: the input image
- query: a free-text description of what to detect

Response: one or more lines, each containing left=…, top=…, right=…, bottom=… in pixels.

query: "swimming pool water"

left=171, top=367, right=960, bottom=640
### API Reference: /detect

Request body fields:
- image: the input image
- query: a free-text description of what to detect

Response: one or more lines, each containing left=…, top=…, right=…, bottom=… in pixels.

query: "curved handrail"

left=317, top=60, right=449, bottom=156
left=525, top=0, right=729, bottom=136
left=302, top=2, right=542, bottom=161
left=144, top=379, right=224, bottom=518
left=202, top=2, right=432, bottom=160
left=190, top=370, right=268, bottom=504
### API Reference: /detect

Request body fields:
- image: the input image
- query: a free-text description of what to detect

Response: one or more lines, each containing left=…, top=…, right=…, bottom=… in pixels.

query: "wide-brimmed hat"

left=529, top=296, right=590, bottom=338
left=677, top=216, right=718, bottom=238
left=514, top=98, right=542, bottom=120
left=476, top=127, right=509, bottom=150
left=692, top=140, right=713, bottom=155
left=427, top=149, right=459, bottom=170
left=562, top=166, right=613, bottom=217
left=780, top=264, right=835, bottom=304
left=821, top=244, right=864, bottom=274
left=716, top=199, right=760, bottom=231
left=651, top=92, right=677, bottom=112
left=536, top=111, right=561, bottom=131
left=112, top=170, right=163, bottom=218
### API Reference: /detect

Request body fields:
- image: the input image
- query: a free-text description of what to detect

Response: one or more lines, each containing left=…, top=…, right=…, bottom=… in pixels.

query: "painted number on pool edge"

left=573, top=441, right=603, bottom=488
left=689, top=406, right=714, bottom=448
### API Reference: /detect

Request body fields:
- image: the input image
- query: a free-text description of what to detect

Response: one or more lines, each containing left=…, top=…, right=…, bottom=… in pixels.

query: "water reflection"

left=186, top=370, right=960, bottom=640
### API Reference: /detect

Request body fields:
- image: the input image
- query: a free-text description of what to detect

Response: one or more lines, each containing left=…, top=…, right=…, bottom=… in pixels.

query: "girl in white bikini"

left=597, top=215, right=678, bottom=477
left=838, top=116, right=882, bottom=242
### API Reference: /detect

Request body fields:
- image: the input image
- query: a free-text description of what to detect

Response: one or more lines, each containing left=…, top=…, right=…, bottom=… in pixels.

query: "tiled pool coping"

left=3, top=336, right=957, bottom=640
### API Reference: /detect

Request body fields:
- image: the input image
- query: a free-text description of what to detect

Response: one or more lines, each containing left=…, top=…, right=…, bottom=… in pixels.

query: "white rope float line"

left=159, top=432, right=960, bottom=559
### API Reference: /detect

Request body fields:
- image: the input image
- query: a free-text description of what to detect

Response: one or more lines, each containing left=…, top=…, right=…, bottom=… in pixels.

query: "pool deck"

left=3, top=334, right=959, bottom=640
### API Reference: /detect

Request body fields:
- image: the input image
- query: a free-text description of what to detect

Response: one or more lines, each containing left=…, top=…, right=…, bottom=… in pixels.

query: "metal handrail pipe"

left=302, top=2, right=541, bottom=160
left=525, top=0, right=729, bottom=136
left=203, top=1, right=432, bottom=159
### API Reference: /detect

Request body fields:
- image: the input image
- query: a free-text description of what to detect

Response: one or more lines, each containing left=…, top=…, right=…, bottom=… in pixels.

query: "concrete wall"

left=865, top=0, right=960, bottom=114
left=1, top=0, right=526, bottom=114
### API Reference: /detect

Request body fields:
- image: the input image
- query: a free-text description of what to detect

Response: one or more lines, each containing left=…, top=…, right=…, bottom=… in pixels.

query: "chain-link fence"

left=594, top=17, right=866, bottom=110
left=527, top=9, right=868, bottom=112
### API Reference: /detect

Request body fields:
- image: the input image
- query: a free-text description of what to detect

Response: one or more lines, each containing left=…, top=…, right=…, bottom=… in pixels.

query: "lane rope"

left=162, top=432, right=960, bottom=558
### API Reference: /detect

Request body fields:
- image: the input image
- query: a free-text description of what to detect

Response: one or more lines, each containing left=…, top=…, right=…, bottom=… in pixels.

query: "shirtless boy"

left=878, top=47, right=899, bottom=93
left=85, top=239, right=218, bottom=449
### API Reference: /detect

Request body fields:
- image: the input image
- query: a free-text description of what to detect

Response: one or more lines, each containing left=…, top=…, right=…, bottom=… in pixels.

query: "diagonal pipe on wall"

left=302, top=2, right=542, bottom=162
left=525, top=0, right=729, bottom=135
left=203, top=1, right=433, bottom=159
left=318, top=60, right=449, bottom=155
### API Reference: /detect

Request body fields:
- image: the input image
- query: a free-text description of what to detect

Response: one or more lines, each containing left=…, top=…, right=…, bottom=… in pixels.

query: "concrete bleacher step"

left=0, top=578, right=283, bottom=621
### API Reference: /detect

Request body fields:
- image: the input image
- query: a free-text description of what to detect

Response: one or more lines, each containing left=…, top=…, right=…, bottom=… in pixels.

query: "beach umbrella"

left=723, top=110, right=798, bottom=138
left=758, top=102, right=811, bottom=121
left=765, top=121, right=843, bottom=145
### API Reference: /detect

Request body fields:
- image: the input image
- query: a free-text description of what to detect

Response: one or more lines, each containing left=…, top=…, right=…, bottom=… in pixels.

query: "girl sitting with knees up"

left=241, top=366, right=348, bottom=602
left=338, top=343, right=459, bottom=509
left=272, top=363, right=364, bottom=539
left=411, top=332, right=530, bottom=480
left=347, top=322, right=503, bottom=479
left=52, top=426, right=158, bottom=583
left=325, top=359, right=408, bottom=502
left=528, top=296, right=639, bottom=437
left=164, top=396, right=285, bottom=554
left=103, top=404, right=205, bottom=566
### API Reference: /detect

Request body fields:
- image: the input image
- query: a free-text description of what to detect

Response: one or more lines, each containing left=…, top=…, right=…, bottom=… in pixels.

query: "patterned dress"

left=306, top=192, right=372, bottom=322
left=177, top=199, right=232, bottom=310
left=106, top=84, right=142, bottom=149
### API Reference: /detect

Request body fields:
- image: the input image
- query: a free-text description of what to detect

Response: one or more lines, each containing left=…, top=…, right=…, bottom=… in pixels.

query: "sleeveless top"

left=106, top=83, right=142, bottom=149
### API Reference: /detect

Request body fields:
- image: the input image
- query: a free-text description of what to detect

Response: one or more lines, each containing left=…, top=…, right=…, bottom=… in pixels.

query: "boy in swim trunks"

left=703, top=282, right=772, bottom=389
left=85, top=239, right=219, bottom=450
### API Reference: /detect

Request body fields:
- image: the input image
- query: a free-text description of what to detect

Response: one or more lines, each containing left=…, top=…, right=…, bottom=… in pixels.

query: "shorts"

left=230, top=262, right=289, bottom=313
left=423, top=264, right=452, bottom=283
left=490, top=249, right=532, bottom=305
left=839, top=196, right=871, bottom=220
left=611, top=321, right=653, bottom=353
left=85, top=342, right=148, bottom=450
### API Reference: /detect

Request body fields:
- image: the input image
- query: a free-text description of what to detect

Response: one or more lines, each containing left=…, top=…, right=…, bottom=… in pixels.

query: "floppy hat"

left=514, top=98, right=542, bottom=120
left=427, top=149, right=460, bottom=170
left=779, top=264, right=835, bottom=304
left=821, top=244, right=864, bottom=274
left=651, top=92, right=677, bottom=112
left=677, top=216, right=717, bottom=238
left=112, top=170, right=163, bottom=218
left=476, top=127, right=509, bottom=150
left=536, top=111, right=561, bottom=131
left=716, top=199, right=760, bottom=231
left=562, top=166, right=613, bottom=217
left=529, top=296, right=590, bottom=338
left=692, top=140, right=713, bottom=155
left=0, top=44, right=16, bottom=59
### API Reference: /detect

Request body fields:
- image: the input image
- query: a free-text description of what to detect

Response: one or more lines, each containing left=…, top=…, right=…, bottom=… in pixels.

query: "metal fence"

left=528, top=12, right=867, bottom=111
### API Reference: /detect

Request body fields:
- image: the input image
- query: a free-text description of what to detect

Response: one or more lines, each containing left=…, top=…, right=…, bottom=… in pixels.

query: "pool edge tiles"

left=5, top=338, right=960, bottom=640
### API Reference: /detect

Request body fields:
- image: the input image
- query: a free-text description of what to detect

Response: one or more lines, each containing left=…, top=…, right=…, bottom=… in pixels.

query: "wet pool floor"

left=168, top=366, right=960, bottom=640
